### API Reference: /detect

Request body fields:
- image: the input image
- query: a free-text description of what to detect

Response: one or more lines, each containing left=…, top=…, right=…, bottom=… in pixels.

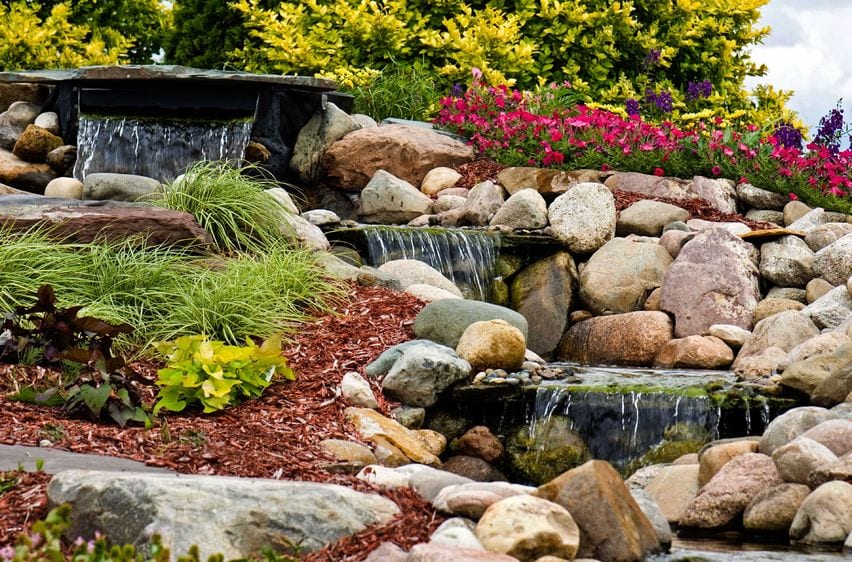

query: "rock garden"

left=0, top=65, right=851, bottom=562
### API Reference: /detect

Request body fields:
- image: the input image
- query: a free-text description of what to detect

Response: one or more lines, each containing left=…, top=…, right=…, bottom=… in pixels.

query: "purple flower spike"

left=773, top=123, right=803, bottom=150
left=626, top=98, right=640, bottom=117
left=655, top=90, right=673, bottom=113
left=644, top=49, right=661, bottom=68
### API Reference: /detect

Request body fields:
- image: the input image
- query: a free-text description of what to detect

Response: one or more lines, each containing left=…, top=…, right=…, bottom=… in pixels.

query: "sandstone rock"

left=510, top=252, right=577, bottom=356
left=800, top=419, right=852, bottom=456
left=421, top=167, right=462, bottom=196
left=319, top=439, right=377, bottom=466
left=0, top=205, right=211, bottom=248
left=556, top=311, right=673, bottom=366
left=43, top=177, right=83, bottom=199
left=807, top=278, right=835, bottom=304
left=345, top=408, right=442, bottom=465
left=773, top=436, right=838, bottom=485
left=616, top=200, right=690, bottom=236
left=767, top=286, right=808, bottom=303
left=680, top=453, right=782, bottom=528
left=737, top=183, right=789, bottom=210
left=743, top=483, right=811, bottom=532
left=789, top=481, right=852, bottom=544
left=405, top=283, right=463, bottom=303
left=358, top=170, right=433, bottom=224
left=490, top=188, right=548, bottom=230
left=84, top=172, right=162, bottom=202
left=698, top=440, right=760, bottom=487
left=414, top=300, right=528, bottom=349
left=629, top=489, right=673, bottom=547
left=497, top=167, right=561, bottom=196
left=708, top=324, right=753, bottom=348
left=548, top=182, right=616, bottom=253
left=753, top=298, right=806, bottom=324
left=407, top=543, right=516, bottom=562
left=660, top=228, right=760, bottom=337
left=459, top=181, right=505, bottom=226
left=759, top=236, right=816, bottom=288
left=0, top=147, right=56, bottom=192
left=341, top=371, right=379, bottom=409
left=12, top=124, right=63, bottom=163
left=806, top=223, right=852, bottom=252
left=760, top=406, right=839, bottom=455
left=381, top=343, right=471, bottom=408
left=413, top=429, right=448, bottom=457
left=653, top=335, right=733, bottom=369
left=579, top=238, right=672, bottom=315
left=813, top=234, right=852, bottom=286
left=323, top=125, right=474, bottom=189
left=47, top=470, right=399, bottom=558
left=733, top=311, right=820, bottom=371
left=301, top=209, right=340, bottom=226
left=291, top=102, right=361, bottom=183
left=534, top=460, right=661, bottom=562
left=454, top=426, right=504, bottom=463
left=644, top=464, right=700, bottom=524
left=802, top=286, right=852, bottom=330
left=476, top=495, right=580, bottom=562
left=434, top=481, right=531, bottom=519
left=378, top=259, right=462, bottom=297
left=643, top=287, right=662, bottom=311
left=442, top=456, right=508, bottom=482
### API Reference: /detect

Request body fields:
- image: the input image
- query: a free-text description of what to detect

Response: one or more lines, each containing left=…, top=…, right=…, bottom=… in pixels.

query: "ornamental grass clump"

left=156, top=161, right=288, bottom=254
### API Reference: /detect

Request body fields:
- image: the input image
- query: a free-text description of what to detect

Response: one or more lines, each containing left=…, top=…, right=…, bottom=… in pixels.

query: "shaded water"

left=74, top=115, right=253, bottom=182
left=363, top=226, right=499, bottom=301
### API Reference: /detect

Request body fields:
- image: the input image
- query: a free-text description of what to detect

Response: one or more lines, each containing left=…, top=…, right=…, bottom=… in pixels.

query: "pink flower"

left=471, top=67, right=483, bottom=80
left=711, top=165, right=722, bottom=175
left=789, top=192, right=798, bottom=200
left=653, top=167, right=665, bottom=177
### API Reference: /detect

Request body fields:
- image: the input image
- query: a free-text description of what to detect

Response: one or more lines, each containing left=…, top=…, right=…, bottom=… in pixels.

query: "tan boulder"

left=534, top=460, right=661, bottom=562
left=43, top=177, right=83, bottom=199
left=743, top=483, right=811, bottom=532
left=733, top=311, right=820, bottom=371
left=772, top=437, right=838, bottom=484
left=412, top=429, right=448, bottom=456
left=323, top=125, right=473, bottom=189
left=12, top=124, right=63, bottom=163
left=476, top=495, right=580, bottom=562
left=789, top=481, right=852, bottom=544
left=653, top=335, right=734, bottom=369
left=319, top=439, right=377, bottom=466
left=456, top=319, right=526, bottom=372
left=644, top=464, right=700, bottom=524
left=421, top=166, right=462, bottom=196
left=345, top=407, right=441, bottom=466
left=556, top=311, right=673, bottom=366
left=752, top=298, right=805, bottom=324
left=698, top=439, right=760, bottom=487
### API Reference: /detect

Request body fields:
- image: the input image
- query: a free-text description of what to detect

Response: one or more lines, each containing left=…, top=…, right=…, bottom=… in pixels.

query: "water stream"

left=74, top=114, right=253, bottom=182
left=363, top=226, right=499, bottom=301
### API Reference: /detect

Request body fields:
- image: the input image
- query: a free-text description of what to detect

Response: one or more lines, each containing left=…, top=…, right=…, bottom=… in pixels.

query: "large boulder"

left=323, top=124, right=474, bottom=189
left=0, top=147, right=56, bottom=192
left=414, top=300, right=528, bottom=349
left=556, top=311, right=673, bottom=366
left=644, top=464, right=700, bottom=524
left=736, top=182, right=789, bottom=210
left=759, top=236, right=816, bottom=288
left=510, top=251, right=577, bottom=356
left=357, top=170, right=433, bottom=224
left=743, top=483, right=811, bottom=533
left=377, top=259, right=462, bottom=297
left=83, top=172, right=162, bottom=202
left=679, top=453, right=782, bottom=528
left=698, top=439, right=760, bottom=487
left=381, top=342, right=471, bottom=407
left=534, top=460, right=661, bottom=562
left=653, top=335, right=734, bottom=369
left=456, top=319, right=525, bottom=372
left=800, top=419, right=852, bottom=456
left=580, top=238, right=672, bottom=314
left=489, top=188, right=548, bottom=230
left=772, top=437, right=838, bottom=484
left=733, top=311, right=820, bottom=371
left=605, top=172, right=737, bottom=213
left=759, top=406, right=839, bottom=455
left=458, top=181, right=505, bottom=226
left=789, top=481, right=852, bottom=544
left=802, top=285, right=852, bottom=330
left=47, top=470, right=399, bottom=559
left=547, top=182, right=616, bottom=253
left=475, top=495, right=580, bottom=562
left=290, top=102, right=361, bottom=183
left=616, top=199, right=691, bottom=236
left=660, top=228, right=761, bottom=337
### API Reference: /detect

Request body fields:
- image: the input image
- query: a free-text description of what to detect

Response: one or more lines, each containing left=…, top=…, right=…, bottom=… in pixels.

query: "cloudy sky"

left=744, top=0, right=852, bottom=137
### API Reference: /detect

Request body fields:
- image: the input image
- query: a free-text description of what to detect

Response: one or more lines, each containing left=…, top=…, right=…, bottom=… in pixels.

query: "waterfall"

left=363, top=226, right=499, bottom=301
left=74, top=114, right=253, bottom=182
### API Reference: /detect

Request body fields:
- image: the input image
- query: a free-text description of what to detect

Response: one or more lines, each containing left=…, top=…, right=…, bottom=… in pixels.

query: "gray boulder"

left=760, top=406, right=839, bottom=455
left=489, top=188, right=547, bottom=230
left=84, top=172, right=162, bottom=202
left=377, top=259, right=462, bottom=297
left=806, top=223, right=852, bottom=252
left=736, top=182, right=789, bottom=211
left=459, top=181, right=505, bottom=226
left=759, top=236, right=816, bottom=288
left=616, top=199, right=690, bottom=236
left=803, top=286, right=852, bottom=330
left=789, top=481, right=852, bottom=544
left=47, top=470, right=399, bottom=559
left=290, top=102, right=361, bottom=183
left=414, top=300, right=528, bottom=348
left=358, top=169, right=433, bottom=224
left=382, top=343, right=472, bottom=407
left=813, top=234, right=852, bottom=286
left=548, top=182, right=616, bottom=253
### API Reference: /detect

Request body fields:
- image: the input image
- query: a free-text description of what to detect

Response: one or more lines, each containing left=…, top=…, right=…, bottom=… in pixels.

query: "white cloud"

left=745, top=1, right=852, bottom=136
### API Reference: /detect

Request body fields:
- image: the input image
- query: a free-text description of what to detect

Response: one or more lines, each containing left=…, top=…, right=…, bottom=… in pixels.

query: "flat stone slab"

left=739, top=228, right=806, bottom=241
left=0, top=65, right=336, bottom=91
left=0, top=444, right=172, bottom=474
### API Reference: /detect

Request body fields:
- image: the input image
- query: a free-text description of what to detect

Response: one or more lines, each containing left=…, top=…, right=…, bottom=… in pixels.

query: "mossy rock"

left=490, top=277, right=510, bottom=307
left=426, top=409, right=473, bottom=442
left=506, top=416, right=591, bottom=484
left=624, top=439, right=705, bottom=475
left=663, top=422, right=710, bottom=442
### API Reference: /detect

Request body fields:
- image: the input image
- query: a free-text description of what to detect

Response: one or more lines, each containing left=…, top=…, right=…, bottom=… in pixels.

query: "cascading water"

left=74, top=115, right=253, bottom=182
left=363, top=226, right=499, bottom=301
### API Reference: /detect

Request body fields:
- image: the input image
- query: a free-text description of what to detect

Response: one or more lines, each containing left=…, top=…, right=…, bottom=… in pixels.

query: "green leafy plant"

left=153, top=334, right=294, bottom=415
left=156, top=161, right=289, bottom=255
left=343, top=63, right=445, bottom=122
left=0, top=472, right=17, bottom=496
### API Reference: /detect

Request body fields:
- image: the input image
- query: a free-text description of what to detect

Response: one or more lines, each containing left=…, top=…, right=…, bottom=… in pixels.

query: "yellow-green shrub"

left=0, top=2, right=130, bottom=70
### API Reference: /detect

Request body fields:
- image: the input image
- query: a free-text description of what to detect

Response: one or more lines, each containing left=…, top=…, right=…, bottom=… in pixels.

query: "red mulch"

left=0, top=471, right=50, bottom=544
left=0, top=284, right=443, bottom=561
left=454, top=159, right=505, bottom=188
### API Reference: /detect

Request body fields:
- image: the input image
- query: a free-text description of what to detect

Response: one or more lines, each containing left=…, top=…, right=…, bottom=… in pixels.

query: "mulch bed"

left=0, top=284, right=444, bottom=561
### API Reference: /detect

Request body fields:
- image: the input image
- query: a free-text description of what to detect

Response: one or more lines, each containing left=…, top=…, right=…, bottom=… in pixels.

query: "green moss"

left=624, top=439, right=705, bottom=475
left=507, top=417, right=591, bottom=484
left=8, top=387, right=64, bottom=407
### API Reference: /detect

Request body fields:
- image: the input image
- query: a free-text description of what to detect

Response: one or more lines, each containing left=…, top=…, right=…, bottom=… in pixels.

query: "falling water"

left=363, top=226, right=499, bottom=301
left=74, top=114, right=253, bottom=182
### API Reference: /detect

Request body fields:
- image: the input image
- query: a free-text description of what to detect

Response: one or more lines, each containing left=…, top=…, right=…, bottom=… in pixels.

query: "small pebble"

left=505, top=378, right=520, bottom=386
left=473, top=373, right=486, bottom=384
left=531, top=375, right=542, bottom=384
left=39, top=439, right=52, bottom=447
left=489, top=377, right=507, bottom=384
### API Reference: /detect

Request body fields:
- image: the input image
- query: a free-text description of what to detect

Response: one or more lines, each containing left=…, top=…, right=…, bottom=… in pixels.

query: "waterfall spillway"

left=74, top=115, right=253, bottom=182
left=363, top=226, right=499, bottom=301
